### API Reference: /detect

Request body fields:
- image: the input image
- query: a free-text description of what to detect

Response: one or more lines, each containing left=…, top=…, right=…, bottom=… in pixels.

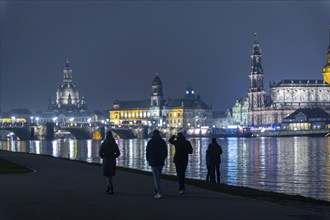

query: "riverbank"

left=0, top=150, right=329, bottom=220
left=252, top=129, right=330, bottom=137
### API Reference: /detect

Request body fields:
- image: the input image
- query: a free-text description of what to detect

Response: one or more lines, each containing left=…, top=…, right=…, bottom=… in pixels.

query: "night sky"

left=0, top=0, right=329, bottom=113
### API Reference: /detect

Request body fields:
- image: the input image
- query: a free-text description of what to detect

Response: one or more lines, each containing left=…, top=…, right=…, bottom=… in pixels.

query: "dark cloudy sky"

left=0, top=0, right=329, bottom=113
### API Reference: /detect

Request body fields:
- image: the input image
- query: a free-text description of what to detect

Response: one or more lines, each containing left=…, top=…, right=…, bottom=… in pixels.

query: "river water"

left=0, top=136, right=329, bottom=202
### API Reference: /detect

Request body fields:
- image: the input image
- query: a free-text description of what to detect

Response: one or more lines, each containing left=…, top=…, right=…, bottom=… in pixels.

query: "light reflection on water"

left=1, top=136, right=329, bottom=202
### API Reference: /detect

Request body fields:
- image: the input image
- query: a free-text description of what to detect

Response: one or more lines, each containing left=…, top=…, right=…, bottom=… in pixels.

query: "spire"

left=252, top=32, right=261, bottom=55
left=65, top=58, right=71, bottom=68
left=152, top=72, right=162, bottom=86
left=250, top=33, right=263, bottom=74
left=63, top=58, right=72, bottom=81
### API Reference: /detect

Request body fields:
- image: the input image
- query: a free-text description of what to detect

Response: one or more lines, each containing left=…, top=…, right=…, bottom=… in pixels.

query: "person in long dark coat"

left=206, top=138, right=222, bottom=183
left=169, top=132, right=193, bottom=194
left=146, top=129, right=168, bottom=199
left=99, top=131, right=120, bottom=194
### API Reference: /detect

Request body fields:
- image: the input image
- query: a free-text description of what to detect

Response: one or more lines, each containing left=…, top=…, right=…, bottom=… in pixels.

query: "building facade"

left=281, top=108, right=330, bottom=131
left=109, top=74, right=213, bottom=131
left=39, top=60, right=94, bottom=124
left=231, top=97, right=249, bottom=126
left=245, top=34, right=330, bottom=127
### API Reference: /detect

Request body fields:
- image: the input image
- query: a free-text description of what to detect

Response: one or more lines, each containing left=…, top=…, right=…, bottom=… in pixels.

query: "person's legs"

left=215, top=163, right=221, bottom=183
left=206, top=165, right=211, bottom=181
left=107, top=176, right=114, bottom=194
left=175, top=164, right=186, bottom=192
left=210, top=165, right=216, bottom=182
left=151, top=166, right=163, bottom=196
left=108, top=176, right=113, bottom=187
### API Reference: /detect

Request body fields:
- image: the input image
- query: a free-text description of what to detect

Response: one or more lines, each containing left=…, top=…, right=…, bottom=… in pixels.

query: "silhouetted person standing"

left=146, top=129, right=168, bottom=199
left=99, top=131, right=120, bottom=194
left=206, top=138, right=222, bottom=183
left=169, top=132, right=193, bottom=194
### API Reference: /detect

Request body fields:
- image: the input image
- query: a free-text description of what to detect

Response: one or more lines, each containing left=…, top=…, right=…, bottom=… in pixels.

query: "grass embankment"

left=0, top=157, right=33, bottom=174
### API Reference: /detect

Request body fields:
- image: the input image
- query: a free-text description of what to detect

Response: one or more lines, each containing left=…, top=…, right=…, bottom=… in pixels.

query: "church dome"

left=48, top=60, right=88, bottom=113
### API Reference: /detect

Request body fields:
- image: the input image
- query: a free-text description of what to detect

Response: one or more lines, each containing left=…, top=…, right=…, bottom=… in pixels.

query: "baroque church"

left=109, top=74, right=213, bottom=131
left=233, top=34, right=330, bottom=127
left=48, top=60, right=88, bottom=113
left=38, top=60, right=93, bottom=124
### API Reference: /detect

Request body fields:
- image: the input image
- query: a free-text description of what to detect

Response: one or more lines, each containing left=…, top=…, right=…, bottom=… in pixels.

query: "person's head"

left=153, top=129, right=160, bottom=137
left=211, top=137, right=217, bottom=143
left=177, top=132, right=185, bottom=140
left=106, top=131, right=113, bottom=139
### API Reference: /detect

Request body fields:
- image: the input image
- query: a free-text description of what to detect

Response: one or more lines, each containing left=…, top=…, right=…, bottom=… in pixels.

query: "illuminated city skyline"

left=0, top=1, right=328, bottom=113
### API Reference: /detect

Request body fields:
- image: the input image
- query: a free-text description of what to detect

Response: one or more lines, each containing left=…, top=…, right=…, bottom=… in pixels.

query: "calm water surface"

left=1, top=136, right=329, bottom=202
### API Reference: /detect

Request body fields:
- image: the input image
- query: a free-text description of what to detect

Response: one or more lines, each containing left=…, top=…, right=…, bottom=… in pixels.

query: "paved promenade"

left=0, top=150, right=329, bottom=220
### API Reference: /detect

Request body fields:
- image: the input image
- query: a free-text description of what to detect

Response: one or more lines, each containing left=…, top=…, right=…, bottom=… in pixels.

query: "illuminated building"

left=39, top=60, right=94, bottom=124
left=235, top=34, right=330, bottom=127
left=281, top=108, right=330, bottom=131
left=231, top=97, right=249, bottom=126
left=322, top=41, right=330, bottom=84
left=48, top=59, right=88, bottom=113
left=109, top=75, right=212, bottom=131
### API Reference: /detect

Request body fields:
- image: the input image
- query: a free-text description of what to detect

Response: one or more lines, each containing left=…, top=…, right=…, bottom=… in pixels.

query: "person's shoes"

left=179, top=190, right=185, bottom=194
left=154, top=193, right=163, bottom=199
left=108, top=187, right=114, bottom=195
left=105, top=186, right=110, bottom=193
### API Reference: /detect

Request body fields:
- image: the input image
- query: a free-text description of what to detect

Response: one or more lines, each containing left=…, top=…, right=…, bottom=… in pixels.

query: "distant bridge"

left=0, top=122, right=106, bottom=140
left=0, top=122, right=179, bottom=140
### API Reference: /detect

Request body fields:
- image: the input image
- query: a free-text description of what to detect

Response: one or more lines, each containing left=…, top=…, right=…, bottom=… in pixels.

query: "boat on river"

left=185, top=126, right=253, bottom=138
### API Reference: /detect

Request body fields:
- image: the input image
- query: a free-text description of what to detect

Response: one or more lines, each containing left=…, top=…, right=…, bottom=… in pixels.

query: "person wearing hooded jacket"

left=169, top=132, right=193, bottom=194
left=146, top=129, right=168, bottom=199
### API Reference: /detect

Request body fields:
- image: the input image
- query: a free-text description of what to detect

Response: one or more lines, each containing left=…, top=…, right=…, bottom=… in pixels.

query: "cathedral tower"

left=150, top=73, right=164, bottom=107
left=149, top=73, right=164, bottom=126
left=248, top=33, right=265, bottom=110
left=247, top=33, right=266, bottom=126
